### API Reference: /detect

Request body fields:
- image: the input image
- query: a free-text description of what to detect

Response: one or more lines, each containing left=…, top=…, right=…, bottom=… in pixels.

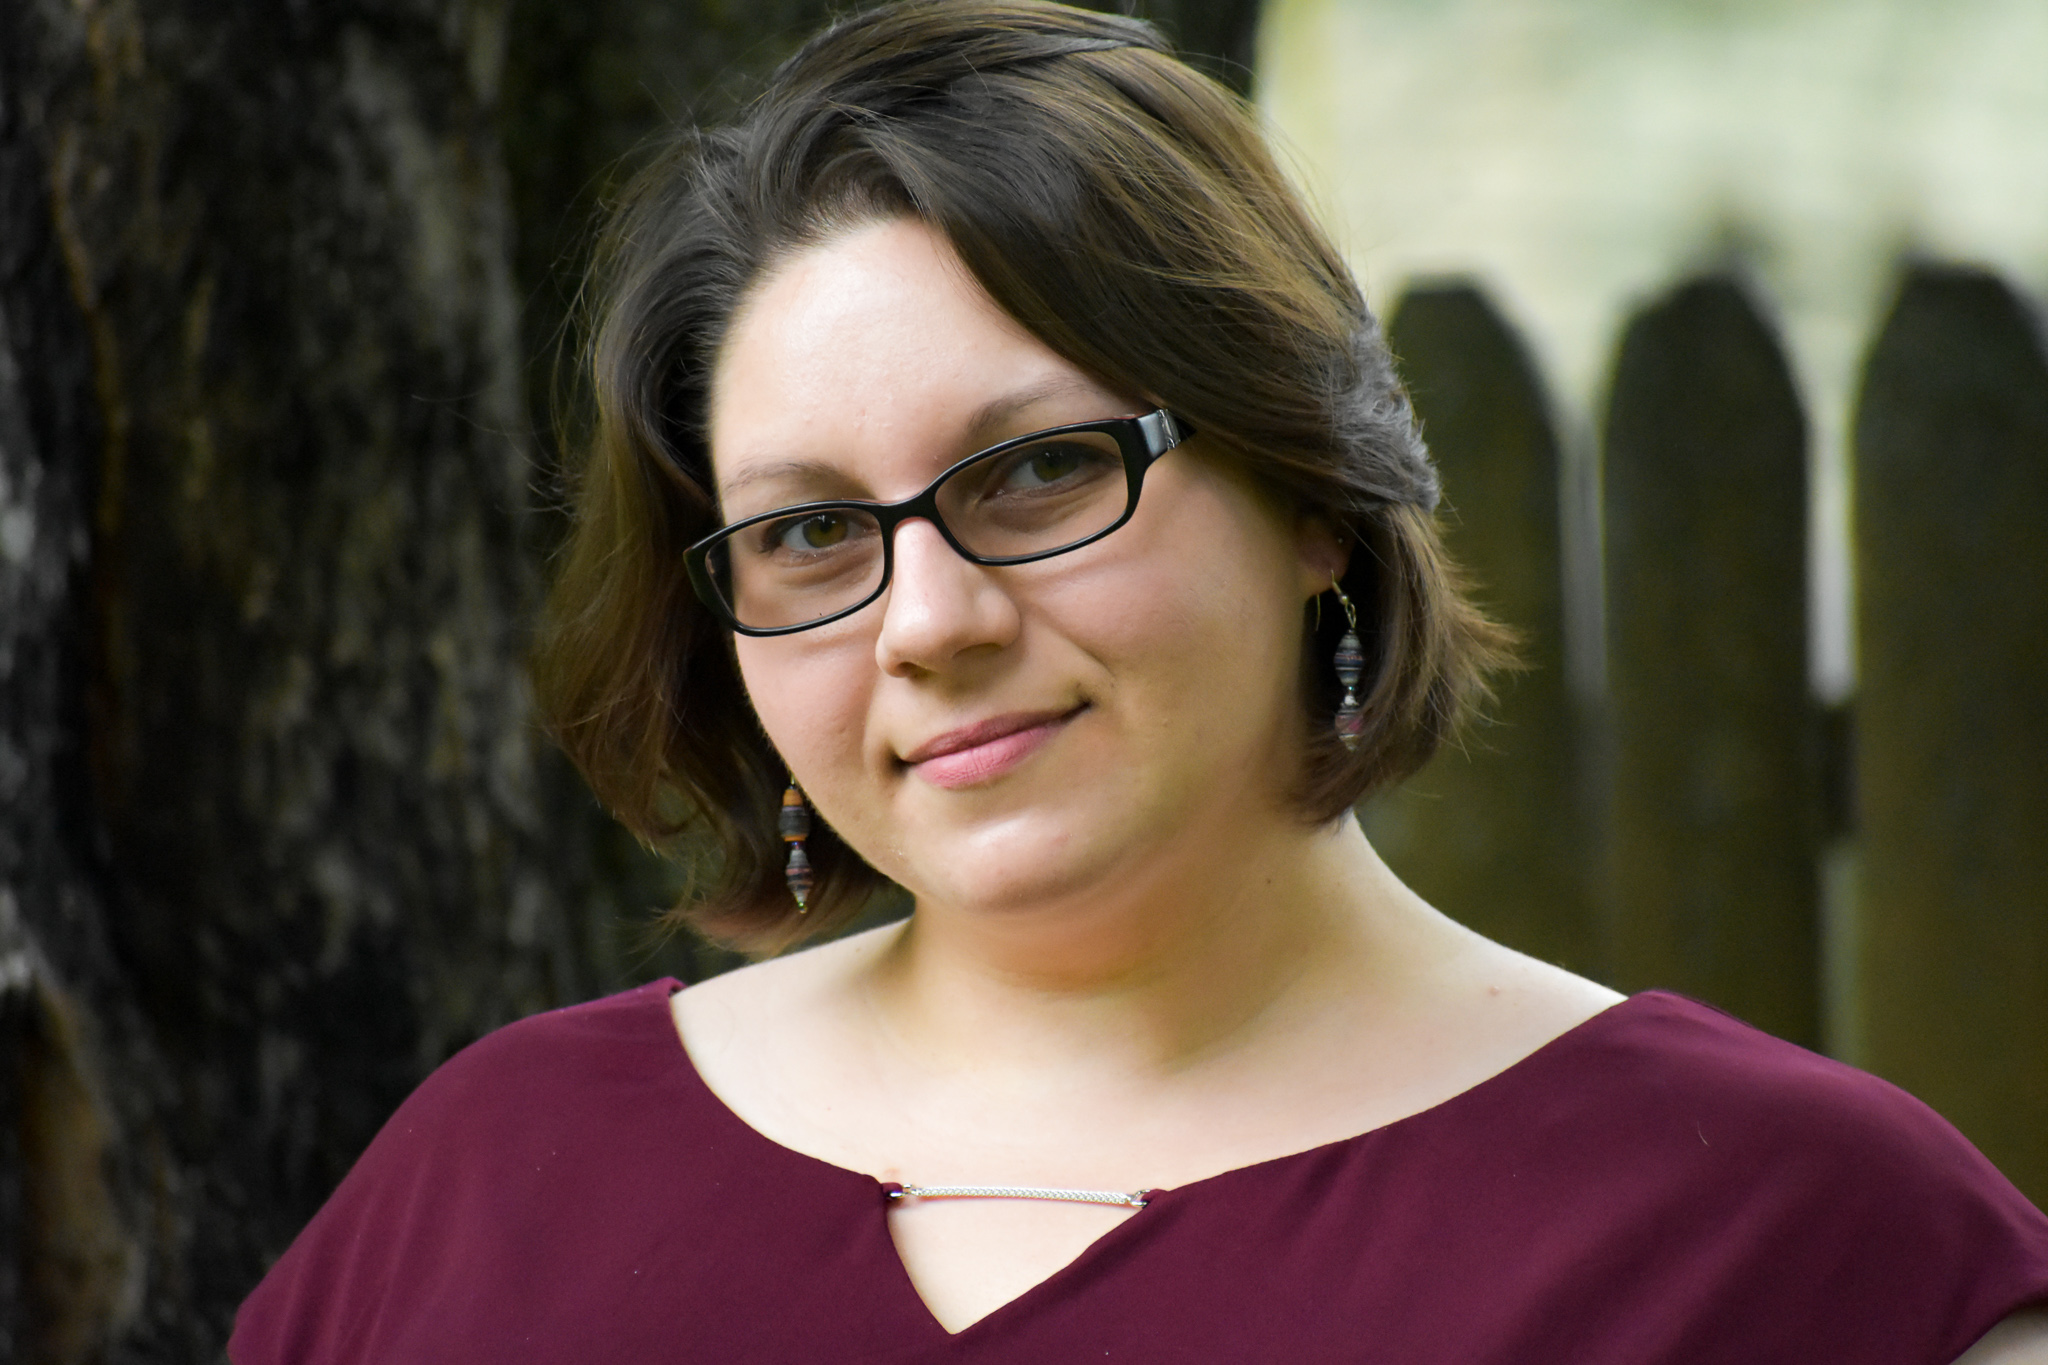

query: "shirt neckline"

left=646, top=978, right=1675, bottom=1341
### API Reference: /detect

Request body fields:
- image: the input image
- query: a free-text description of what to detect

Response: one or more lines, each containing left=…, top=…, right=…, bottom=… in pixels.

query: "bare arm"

left=1958, top=1311, right=2048, bottom=1364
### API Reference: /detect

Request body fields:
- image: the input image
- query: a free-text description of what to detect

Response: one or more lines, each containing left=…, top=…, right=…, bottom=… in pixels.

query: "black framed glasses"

left=686, top=409, right=1193, bottom=636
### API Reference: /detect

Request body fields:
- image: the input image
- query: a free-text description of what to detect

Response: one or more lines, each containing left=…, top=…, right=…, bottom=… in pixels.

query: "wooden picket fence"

left=1367, top=264, right=2048, bottom=1207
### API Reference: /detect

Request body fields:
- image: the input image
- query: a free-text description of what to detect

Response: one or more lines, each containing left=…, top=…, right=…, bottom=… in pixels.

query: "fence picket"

left=1601, top=277, right=1820, bottom=1044
left=1852, top=264, right=2048, bottom=1203
left=1371, top=284, right=1597, bottom=977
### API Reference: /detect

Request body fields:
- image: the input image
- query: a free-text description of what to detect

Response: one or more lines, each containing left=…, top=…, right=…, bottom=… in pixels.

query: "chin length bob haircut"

left=533, top=0, right=1511, bottom=955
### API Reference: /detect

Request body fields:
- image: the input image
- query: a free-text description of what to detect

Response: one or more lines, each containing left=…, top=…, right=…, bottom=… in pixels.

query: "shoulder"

left=1513, top=992, right=2048, bottom=1358
left=1535, top=992, right=2030, bottom=1206
left=1337, top=991, right=2048, bottom=1364
left=1563, top=992, right=2006, bottom=1171
left=230, top=980, right=695, bottom=1363
left=346, top=975, right=701, bottom=1195
left=335, top=978, right=692, bottom=1169
left=401, top=977, right=687, bottom=1118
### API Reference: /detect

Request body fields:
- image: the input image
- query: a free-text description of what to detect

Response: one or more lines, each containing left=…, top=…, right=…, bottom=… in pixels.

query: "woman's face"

left=709, top=217, right=1337, bottom=916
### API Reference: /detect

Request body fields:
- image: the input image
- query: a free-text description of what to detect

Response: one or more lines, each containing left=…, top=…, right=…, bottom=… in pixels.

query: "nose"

left=874, top=517, right=1020, bottom=676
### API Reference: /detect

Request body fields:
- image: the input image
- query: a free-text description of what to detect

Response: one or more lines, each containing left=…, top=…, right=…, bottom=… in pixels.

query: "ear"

left=1293, top=513, right=1353, bottom=602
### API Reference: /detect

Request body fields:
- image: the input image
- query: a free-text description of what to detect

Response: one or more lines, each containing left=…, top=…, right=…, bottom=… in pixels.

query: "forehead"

left=707, top=218, right=1120, bottom=497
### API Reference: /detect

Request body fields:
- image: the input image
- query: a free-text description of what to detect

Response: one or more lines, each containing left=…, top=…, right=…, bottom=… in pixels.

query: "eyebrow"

left=961, top=375, right=1106, bottom=445
left=717, top=458, right=848, bottom=504
left=715, top=375, right=1117, bottom=505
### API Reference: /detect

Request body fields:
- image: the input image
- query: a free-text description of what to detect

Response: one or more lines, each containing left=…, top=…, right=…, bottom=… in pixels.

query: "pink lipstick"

left=901, top=707, right=1081, bottom=789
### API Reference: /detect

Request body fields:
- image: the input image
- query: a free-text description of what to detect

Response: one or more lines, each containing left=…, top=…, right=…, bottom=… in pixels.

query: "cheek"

left=1145, top=579, right=1302, bottom=742
left=1027, top=488, right=1309, bottom=793
left=1094, top=481, right=1306, bottom=703
left=732, top=635, right=873, bottom=777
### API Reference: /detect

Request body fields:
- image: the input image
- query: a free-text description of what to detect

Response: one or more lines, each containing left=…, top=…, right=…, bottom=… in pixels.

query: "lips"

left=900, top=706, right=1083, bottom=789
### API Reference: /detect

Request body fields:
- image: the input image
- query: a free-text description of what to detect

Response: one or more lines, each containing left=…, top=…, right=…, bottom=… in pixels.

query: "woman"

left=232, top=3, right=2048, bottom=1360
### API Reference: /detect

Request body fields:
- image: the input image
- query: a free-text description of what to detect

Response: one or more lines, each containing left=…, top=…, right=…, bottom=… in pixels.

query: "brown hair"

left=533, top=0, right=1511, bottom=954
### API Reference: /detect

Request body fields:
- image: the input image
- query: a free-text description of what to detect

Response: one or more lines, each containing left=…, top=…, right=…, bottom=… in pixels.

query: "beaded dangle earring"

left=1330, top=574, right=1365, bottom=750
left=779, top=779, right=813, bottom=912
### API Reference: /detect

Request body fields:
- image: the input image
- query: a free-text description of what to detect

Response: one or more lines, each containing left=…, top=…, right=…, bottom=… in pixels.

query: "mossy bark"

left=2, top=0, right=1266, bottom=1355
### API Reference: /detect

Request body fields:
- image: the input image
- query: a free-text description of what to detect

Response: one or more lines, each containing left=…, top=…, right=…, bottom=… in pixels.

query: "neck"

left=860, top=813, right=1459, bottom=1084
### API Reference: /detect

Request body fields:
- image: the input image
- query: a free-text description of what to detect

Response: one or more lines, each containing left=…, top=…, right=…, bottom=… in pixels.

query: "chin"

left=896, top=810, right=1146, bottom=916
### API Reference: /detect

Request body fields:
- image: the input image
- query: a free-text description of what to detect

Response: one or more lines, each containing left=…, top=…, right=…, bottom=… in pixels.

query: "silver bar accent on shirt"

left=889, top=1183, right=1150, bottom=1209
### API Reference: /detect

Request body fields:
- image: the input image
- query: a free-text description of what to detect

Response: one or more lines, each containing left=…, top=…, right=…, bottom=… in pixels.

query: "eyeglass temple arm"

left=1139, top=409, right=1194, bottom=454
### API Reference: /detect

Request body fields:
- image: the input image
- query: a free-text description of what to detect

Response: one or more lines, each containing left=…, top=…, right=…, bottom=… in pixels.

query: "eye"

left=775, top=512, right=852, bottom=552
left=999, top=443, right=1098, bottom=490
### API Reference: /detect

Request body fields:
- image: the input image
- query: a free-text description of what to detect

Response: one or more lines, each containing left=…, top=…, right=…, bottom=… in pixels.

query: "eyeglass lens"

left=708, top=428, right=1132, bottom=631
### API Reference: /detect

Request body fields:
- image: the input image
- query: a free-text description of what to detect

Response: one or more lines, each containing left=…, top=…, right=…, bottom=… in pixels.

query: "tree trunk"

left=2, top=0, right=1264, bottom=1355
left=2, top=0, right=616, bottom=1354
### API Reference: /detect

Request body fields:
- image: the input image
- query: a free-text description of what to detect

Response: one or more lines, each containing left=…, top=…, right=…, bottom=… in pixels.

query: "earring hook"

left=1331, top=571, right=1359, bottom=633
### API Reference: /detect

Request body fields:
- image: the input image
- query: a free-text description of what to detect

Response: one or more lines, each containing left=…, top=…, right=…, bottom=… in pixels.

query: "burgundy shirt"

left=231, top=982, right=2048, bottom=1363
